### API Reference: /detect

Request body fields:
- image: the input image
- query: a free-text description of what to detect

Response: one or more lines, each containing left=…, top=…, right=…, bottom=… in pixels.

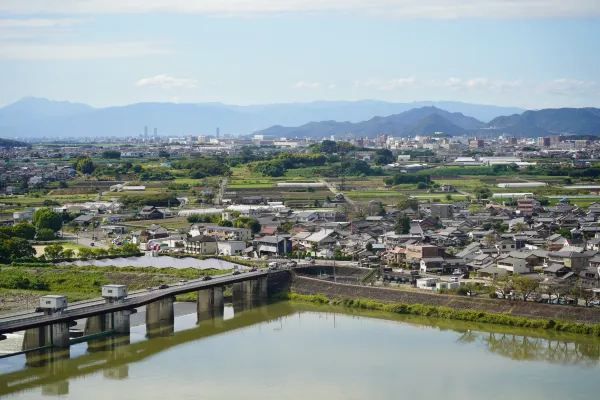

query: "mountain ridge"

left=0, top=97, right=522, bottom=138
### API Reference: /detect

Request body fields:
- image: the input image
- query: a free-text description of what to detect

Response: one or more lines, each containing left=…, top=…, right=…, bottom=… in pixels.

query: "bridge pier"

left=22, top=320, right=71, bottom=352
left=197, top=287, right=224, bottom=320
left=232, top=277, right=269, bottom=313
left=146, top=296, right=174, bottom=338
left=112, top=310, right=131, bottom=334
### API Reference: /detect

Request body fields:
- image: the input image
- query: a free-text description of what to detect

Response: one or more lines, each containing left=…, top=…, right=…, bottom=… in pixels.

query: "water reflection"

left=0, top=303, right=295, bottom=397
left=1, top=302, right=599, bottom=399
left=457, top=330, right=600, bottom=366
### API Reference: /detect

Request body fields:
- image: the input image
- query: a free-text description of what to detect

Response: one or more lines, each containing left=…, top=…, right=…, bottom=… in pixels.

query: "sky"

left=0, top=0, right=599, bottom=109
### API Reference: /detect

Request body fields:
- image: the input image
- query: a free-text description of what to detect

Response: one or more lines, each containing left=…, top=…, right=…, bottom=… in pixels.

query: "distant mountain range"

left=0, top=97, right=598, bottom=139
left=257, top=107, right=484, bottom=138
left=257, top=107, right=600, bottom=138
left=0, top=97, right=522, bottom=138
left=486, top=108, right=600, bottom=136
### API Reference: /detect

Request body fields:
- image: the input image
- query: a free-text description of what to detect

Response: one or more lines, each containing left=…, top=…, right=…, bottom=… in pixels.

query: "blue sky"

left=0, top=0, right=599, bottom=109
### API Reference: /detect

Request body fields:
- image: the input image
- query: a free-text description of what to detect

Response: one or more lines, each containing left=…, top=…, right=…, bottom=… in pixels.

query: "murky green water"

left=1, top=302, right=599, bottom=400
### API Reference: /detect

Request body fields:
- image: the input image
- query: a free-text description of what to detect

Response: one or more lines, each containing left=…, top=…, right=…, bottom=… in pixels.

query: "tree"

left=492, top=275, right=513, bottom=299
left=572, top=279, right=595, bottom=306
left=373, top=149, right=395, bottom=165
left=474, top=186, right=492, bottom=200
left=513, top=222, right=526, bottom=233
left=101, top=150, right=121, bottom=159
left=62, top=248, right=75, bottom=259
left=35, top=228, right=56, bottom=241
left=0, top=222, right=36, bottom=240
left=44, top=244, right=64, bottom=260
left=33, top=208, right=63, bottom=232
left=365, top=242, right=373, bottom=252
left=319, top=140, right=338, bottom=154
left=234, top=217, right=261, bottom=233
left=558, top=228, right=572, bottom=239
left=78, top=247, right=95, bottom=259
left=396, top=195, right=419, bottom=212
left=121, top=243, right=141, bottom=255
left=395, top=214, right=411, bottom=234
left=0, top=237, right=36, bottom=262
left=75, top=157, right=96, bottom=174
left=512, top=275, right=540, bottom=301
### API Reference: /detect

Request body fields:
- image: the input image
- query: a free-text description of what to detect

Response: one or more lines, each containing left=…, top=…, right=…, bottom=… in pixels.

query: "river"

left=60, top=255, right=243, bottom=270
left=1, top=302, right=599, bottom=399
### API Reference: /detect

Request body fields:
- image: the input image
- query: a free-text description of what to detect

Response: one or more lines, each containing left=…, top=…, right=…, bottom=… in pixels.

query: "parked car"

left=232, top=271, right=241, bottom=275
left=158, top=284, right=169, bottom=289
left=249, top=267, right=258, bottom=272
left=202, top=276, right=212, bottom=281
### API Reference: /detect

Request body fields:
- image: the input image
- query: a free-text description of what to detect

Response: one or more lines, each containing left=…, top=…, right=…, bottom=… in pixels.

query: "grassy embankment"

left=284, top=292, right=600, bottom=337
left=0, top=265, right=230, bottom=312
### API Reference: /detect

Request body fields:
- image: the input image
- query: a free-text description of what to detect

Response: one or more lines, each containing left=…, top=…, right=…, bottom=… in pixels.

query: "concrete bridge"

left=0, top=270, right=291, bottom=355
left=0, top=303, right=296, bottom=397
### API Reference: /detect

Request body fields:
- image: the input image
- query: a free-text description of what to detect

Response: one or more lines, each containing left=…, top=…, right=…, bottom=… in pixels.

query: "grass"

left=285, top=292, right=600, bottom=337
left=0, top=264, right=230, bottom=305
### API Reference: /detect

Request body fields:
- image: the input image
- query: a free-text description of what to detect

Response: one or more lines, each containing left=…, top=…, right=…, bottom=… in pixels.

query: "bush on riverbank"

left=285, top=292, right=600, bottom=337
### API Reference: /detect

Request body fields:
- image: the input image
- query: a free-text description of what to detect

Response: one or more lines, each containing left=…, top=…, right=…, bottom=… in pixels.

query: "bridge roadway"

left=0, top=270, right=272, bottom=335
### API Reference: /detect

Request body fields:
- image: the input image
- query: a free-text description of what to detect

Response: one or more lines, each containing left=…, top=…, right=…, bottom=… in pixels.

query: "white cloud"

left=136, top=74, right=198, bottom=89
left=0, top=17, right=83, bottom=39
left=354, top=77, right=416, bottom=90
left=0, top=18, right=81, bottom=28
left=442, top=77, right=522, bottom=91
left=293, top=81, right=322, bottom=89
left=0, top=0, right=598, bottom=19
left=0, top=41, right=169, bottom=60
left=540, top=78, right=599, bottom=96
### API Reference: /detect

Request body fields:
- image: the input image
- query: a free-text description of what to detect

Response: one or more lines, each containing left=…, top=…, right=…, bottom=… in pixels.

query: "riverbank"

left=290, top=275, right=600, bottom=336
left=0, top=265, right=229, bottom=313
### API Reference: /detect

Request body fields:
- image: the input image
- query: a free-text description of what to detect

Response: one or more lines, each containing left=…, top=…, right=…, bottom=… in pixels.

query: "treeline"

left=187, top=214, right=261, bottom=233
left=0, top=208, right=74, bottom=263
left=252, top=154, right=328, bottom=177
left=324, top=159, right=383, bottom=177
left=384, top=174, right=431, bottom=185
left=310, top=140, right=356, bottom=154
left=424, top=165, right=519, bottom=177
left=525, top=165, right=600, bottom=179
left=121, top=193, right=180, bottom=208
left=171, top=156, right=231, bottom=178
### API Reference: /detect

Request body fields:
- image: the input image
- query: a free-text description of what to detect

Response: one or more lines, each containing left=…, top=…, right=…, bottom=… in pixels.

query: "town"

left=1, top=132, right=600, bottom=313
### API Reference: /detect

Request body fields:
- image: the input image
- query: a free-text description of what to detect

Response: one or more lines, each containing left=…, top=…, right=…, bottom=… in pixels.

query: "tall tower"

left=144, top=125, right=148, bottom=139
left=216, top=127, right=220, bottom=139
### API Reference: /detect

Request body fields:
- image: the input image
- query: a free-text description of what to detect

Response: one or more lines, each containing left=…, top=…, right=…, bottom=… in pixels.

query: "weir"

left=2, top=271, right=293, bottom=356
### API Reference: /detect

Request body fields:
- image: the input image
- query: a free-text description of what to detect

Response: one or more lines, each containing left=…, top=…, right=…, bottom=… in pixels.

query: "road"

left=0, top=270, right=279, bottom=335
left=320, top=178, right=358, bottom=211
